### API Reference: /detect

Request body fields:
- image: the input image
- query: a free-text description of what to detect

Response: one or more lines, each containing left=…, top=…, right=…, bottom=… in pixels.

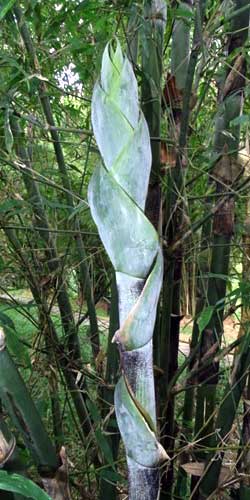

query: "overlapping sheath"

left=88, top=42, right=167, bottom=500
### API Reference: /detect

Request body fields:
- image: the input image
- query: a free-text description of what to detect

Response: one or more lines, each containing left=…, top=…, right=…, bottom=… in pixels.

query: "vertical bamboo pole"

left=239, top=376, right=250, bottom=498
left=160, top=2, right=210, bottom=497
left=238, top=151, right=250, bottom=497
left=99, top=273, right=120, bottom=500
left=140, top=1, right=166, bottom=388
left=141, top=0, right=166, bottom=221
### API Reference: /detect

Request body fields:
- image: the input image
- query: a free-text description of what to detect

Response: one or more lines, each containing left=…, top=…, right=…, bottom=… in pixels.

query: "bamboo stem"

left=99, top=274, right=120, bottom=500
left=160, top=2, right=208, bottom=497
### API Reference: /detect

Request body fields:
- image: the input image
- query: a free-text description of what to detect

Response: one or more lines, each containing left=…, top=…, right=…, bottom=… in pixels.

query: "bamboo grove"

left=0, top=0, right=250, bottom=499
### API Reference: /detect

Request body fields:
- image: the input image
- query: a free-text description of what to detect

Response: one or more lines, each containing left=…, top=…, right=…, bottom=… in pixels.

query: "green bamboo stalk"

left=239, top=378, right=250, bottom=498
left=174, top=215, right=212, bottom=498
left=99, top=273, right=120, bottom=500
left=89, top=41, right=168, bottom=500
left=160, top=2, right=209, bottom=497
left=237, top=164, right=250, bottom=496
left=39, top=310, right=64, bottom=450
left=127, top=3, right=140, bottom=66
left=12, top=2, right=99, bottom=360
left=141, top=0, right=166, bottom=190
left=171, top=1, right=193, bottom=93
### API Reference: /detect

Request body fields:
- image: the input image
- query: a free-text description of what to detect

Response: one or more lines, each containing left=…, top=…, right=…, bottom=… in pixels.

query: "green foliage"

left=197, top=305, right=214, bottom=334
left=0, top=471, right=52, bottom=500
left=0, top=310, right=31, bottom=368
left=0, top=0, right=16, bottom=21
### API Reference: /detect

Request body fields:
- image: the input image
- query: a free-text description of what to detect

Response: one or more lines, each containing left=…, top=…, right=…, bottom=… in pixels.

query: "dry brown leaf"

left=181, top=461, right=232, bottom=485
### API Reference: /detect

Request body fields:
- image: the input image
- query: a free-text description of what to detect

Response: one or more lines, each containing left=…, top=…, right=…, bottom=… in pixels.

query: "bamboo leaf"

left=203, top=273, right=230, bottom=280
left=99, top=469, right=126, bottom=485
left=181, top=462, right=231, bottom=483
left=197, top=305, right=214, bottom=334
left=181, top=462, right=204, bottom=476
left=42, top=198, right=73, bottom=210
left=68, top=201, right=88, bottom=220
left=0, top=471, right=52, bottom=499
left=0, top=0, right=16, bottom=21
left=230, top=114, right=249, bottom=126
left=0, top=199, right=25, bottom=214
left=95, top=429, right=114, bottom=466
left=86, top=399, right=115, bottom=466
left=174, top=6, right=194, bottom=20
left=0, top=312, right=31, bottom=367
